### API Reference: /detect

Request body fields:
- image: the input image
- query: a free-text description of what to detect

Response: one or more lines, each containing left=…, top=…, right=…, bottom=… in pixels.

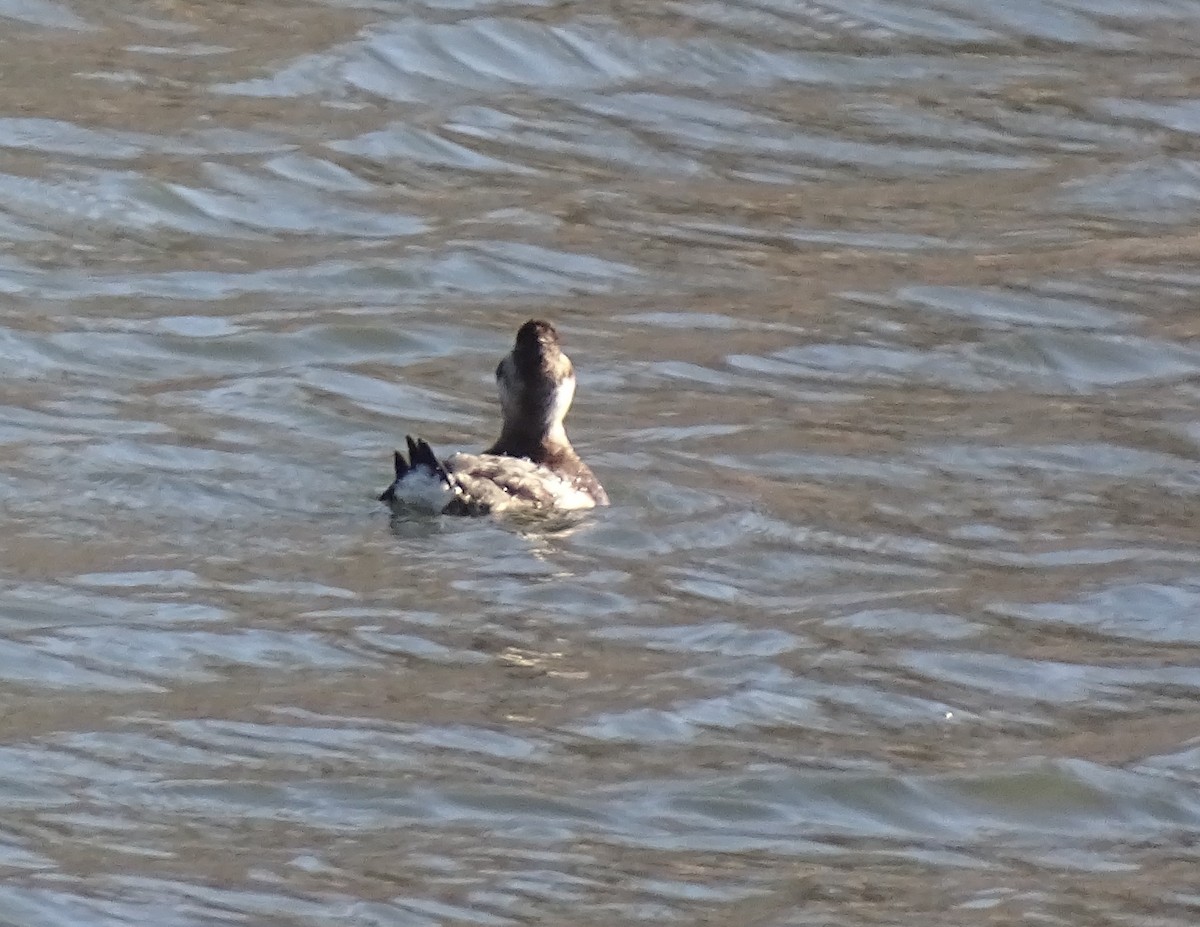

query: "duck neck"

left=490, top=420, right=572, bottom=463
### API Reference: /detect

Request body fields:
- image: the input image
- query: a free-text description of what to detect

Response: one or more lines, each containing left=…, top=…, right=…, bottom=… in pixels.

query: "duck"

left=379, top=319, right=609, bottom=515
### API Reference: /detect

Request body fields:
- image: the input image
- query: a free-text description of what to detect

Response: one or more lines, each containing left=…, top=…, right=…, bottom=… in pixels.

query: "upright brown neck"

left=487, top=422, right=573, bottom=464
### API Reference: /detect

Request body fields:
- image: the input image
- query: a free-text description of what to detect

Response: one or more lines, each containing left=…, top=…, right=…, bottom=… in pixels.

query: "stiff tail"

left=379, top=436, right=451, bottom=503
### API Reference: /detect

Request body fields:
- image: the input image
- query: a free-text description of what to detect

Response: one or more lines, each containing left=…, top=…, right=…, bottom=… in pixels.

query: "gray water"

left=0, top=0, right=1198, bottom=923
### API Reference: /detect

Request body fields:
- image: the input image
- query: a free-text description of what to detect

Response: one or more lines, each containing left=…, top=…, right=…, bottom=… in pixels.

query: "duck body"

left=379, top=320, right=608, bottom=516
left=380, top=437, right=606, bottom=515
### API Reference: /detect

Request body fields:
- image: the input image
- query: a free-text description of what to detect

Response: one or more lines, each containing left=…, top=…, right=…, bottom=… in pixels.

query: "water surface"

left=0, top=0, right=1198, bottom=923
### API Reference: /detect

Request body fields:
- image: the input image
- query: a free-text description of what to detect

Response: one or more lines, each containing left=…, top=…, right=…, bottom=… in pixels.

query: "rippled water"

left=1, top=0, right=1199, bottom=922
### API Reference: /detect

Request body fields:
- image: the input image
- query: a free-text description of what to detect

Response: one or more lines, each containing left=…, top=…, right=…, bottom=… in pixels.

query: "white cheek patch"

left=547, top=375, right=575, bottom=426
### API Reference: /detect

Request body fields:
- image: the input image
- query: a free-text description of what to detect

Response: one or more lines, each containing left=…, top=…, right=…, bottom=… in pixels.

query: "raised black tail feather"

left=378, top=449, right=406, bottom=502
left=407, top=436, right=449, bottom=482
left=379, top=436, right=449, bottom=503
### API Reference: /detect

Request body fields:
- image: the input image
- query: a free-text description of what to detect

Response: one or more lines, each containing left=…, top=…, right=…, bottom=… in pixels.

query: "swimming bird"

left=380, top=320, right=608, bottom=515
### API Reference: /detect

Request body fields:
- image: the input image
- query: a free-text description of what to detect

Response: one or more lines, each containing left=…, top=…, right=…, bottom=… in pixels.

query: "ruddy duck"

left=379, top=320, right=609, bottom=515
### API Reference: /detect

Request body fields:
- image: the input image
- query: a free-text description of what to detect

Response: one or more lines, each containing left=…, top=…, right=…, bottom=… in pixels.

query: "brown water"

left=0, top=0, right=1199, bottom=923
